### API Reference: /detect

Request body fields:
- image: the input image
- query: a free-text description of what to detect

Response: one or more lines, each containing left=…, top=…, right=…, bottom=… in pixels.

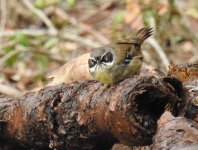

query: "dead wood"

left=151, top=111, right=198, bottom=150
left=0, top=64, right=197, bottom=150
left=168, top=64, right=198, bottom=122
left=168, top=64, right=198, bottom=83
left=149, top=64, right=198, bottom=150
left=0, top=75, right=187, bottom=150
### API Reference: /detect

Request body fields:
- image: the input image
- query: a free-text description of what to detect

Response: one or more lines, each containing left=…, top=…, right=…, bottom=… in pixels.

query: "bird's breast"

left=91, top=69, right=115, bottom=85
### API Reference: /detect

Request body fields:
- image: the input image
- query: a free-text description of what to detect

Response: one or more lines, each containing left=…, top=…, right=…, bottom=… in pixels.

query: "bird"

left=88, top=27, right=153, bottom=85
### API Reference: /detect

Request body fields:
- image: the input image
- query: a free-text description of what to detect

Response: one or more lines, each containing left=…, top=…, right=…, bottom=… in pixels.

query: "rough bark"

left=151, top=111, right=198, bottom=150
left=0, top=76, right=186, bottom=150
left=168, top=64, right=198, bottom=122
left=150, top=64, right=198, bottom=150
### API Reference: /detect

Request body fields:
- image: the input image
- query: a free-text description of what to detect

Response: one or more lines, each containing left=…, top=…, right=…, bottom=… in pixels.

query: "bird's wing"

left=112, top=27, right=153, bottom=63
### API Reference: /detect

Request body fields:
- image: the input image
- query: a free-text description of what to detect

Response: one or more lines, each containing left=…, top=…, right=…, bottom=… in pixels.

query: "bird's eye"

left=88, top=58, right=96, bottom=68
left=102, top=55, right=108, bottom=62
left=102, top=52, right=113, bottom=63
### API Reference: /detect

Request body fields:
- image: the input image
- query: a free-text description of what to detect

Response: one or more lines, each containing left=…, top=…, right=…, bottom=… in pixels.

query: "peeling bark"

left=168, top=64, right=198, bottom=83
left=151, top=111, right=198, bottom=150
left=150, top=64, right=198, bottom=150
left=184, top=78, right=198, bottom=122
left=0, top=76, right=186, bottom=150
left=168, top=64, right=198, bottom=121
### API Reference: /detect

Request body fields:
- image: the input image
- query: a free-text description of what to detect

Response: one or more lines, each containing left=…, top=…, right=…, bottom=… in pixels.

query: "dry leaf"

left=47, top=53, right=93, bottom=86
left=124, top=0, right=140, bottom=23
left=124, top=0, right=143, bottom=29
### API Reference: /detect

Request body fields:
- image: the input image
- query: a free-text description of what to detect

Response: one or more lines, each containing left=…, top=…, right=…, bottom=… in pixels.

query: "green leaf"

left=115, top=10, right=124, bottom=24
left=174, top=35, right=183, bottom=42
left=143, top=10, right=156, bottom=26
left=44, top=37, right=58, bottom=49
left=112, top=10, right=124, bottom=30
left=67, top=0, right=77, bottom=8
left=34, top=0, right=46, bottom=9
left=3, top=46, right=19, bottom=66
left=35, top=54, right=49, bottom=73
left=7, top=54, right=19, bottom=66
left=3, top=46, right=14, bottom=53
left=15, top=33, right=29, bottom=47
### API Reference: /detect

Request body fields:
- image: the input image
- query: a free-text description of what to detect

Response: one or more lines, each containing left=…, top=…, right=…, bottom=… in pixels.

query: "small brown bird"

left=88, top=28, right=153, bottom=85
left=46, top=28, right=153, bottom=87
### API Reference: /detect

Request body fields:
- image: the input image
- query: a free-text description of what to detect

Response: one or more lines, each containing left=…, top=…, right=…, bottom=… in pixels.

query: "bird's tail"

left=135, top=27, right=153, bottom=44
left=116, top=27, right=153, bottom=46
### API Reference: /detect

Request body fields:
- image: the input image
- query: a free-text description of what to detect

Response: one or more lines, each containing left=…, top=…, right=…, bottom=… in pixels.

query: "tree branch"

left=22, top=0, right=57, bottom=35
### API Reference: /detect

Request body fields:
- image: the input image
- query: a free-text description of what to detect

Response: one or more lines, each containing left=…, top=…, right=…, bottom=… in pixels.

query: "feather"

left=112, top=28, right=153, bottom=63
left=116, top=27, right=153, bottom=45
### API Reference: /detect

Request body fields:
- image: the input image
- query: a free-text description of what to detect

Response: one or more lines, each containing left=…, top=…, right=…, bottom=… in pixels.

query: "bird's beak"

left=97, top=60, right=101, bottom=65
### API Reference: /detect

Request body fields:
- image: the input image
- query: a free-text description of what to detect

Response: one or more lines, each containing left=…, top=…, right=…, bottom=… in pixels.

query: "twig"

left=0, top=29, right=101, bottom=48
left=31, top=48, right=65, bottom=64
left=0, top=83, right=21, bottom=96
left=0, top=0, right=7, bottom=53
left=55, top=8, right=110, bottom=44
left=147, top=37, right=170, bottom=71
left=174, top=0, right=198, bottom=61
left=80, top=0, right=116, bottom=22
left=0, top=29, right=51, bottom=37
left=22, top=0, right=57, bottom=35
left=1, top=40, right=16, bottom=49
left=61, top=31, right=101, bottom=47
left=146, top=15, right=170, bottom=71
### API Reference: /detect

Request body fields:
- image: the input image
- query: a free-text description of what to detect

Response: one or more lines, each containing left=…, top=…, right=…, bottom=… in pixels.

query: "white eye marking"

left=88, top=57, right=97, bottom=69
left=101, top=52, right=107, bottom=59
left=102, top=61, right=114, bottom=67
left=89, top=52, right=114, bottom=73
left=96, top=65, right=99, bottom=71
left=90, top=57, right=96, bottom=61
left=89, top=64, right=97, bottom=72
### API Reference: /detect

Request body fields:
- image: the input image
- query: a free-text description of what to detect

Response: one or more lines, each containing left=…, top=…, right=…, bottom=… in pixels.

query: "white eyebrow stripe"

left=100, top=52, right=108, bottom=59
left=89, top=57, right=96, bottom=61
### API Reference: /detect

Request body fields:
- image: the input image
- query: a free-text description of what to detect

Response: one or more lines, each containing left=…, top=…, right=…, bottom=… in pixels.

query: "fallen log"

left=0, top=75, right=187, bottom=150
